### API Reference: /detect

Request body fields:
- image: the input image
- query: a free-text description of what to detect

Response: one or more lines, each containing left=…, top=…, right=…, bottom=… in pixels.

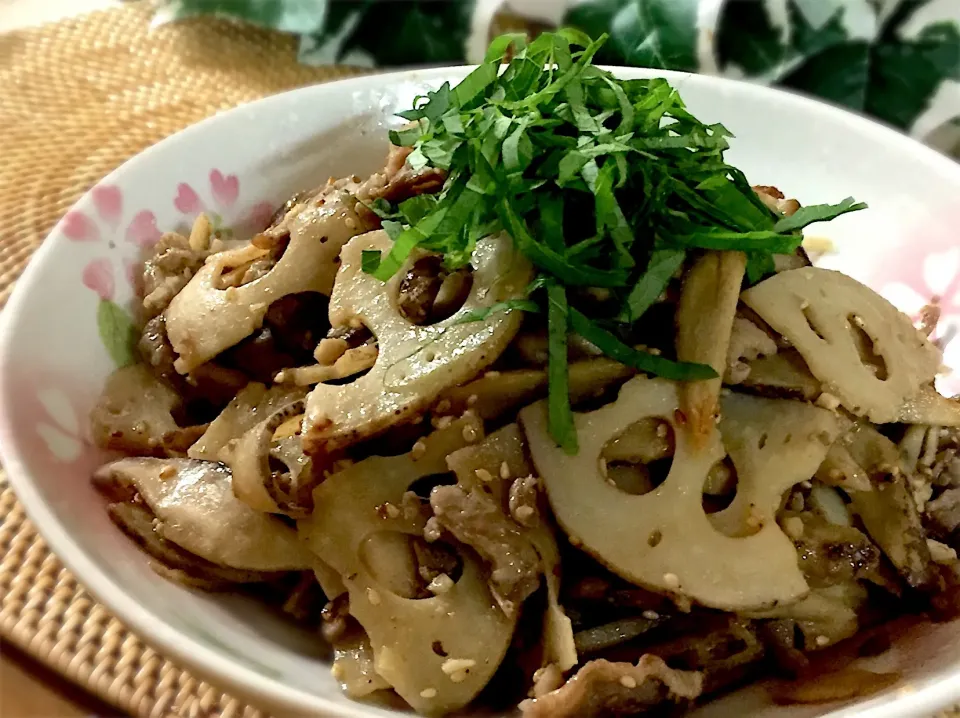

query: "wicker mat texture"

left=0, top=3, right=957, bottom=718
left=0, top=4, right=365, bottom=716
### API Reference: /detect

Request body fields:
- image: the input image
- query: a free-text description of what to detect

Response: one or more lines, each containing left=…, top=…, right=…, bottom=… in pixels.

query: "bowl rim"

left=2, top=64, right=960, bottom=718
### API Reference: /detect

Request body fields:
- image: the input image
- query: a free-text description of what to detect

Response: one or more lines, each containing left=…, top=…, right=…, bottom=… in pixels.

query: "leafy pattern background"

left=156, top=0, right=960, bottom=153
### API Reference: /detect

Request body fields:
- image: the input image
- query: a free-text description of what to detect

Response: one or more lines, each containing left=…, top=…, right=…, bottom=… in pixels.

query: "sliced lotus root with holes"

left=741, top=267, right=940, bottom=422
left=710, top=392, right=843, bottom=537
left=302, top=230, right=532, bottom=458
left=298, top=416, right=516, bottom=716
left=165, top=187, right=375, bottom=372
left=521, top=377, right=811, bottom=612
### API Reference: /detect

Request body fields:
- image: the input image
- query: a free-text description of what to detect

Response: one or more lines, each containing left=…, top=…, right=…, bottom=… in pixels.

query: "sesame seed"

left=411, top=441, right=427, bottom=459
left=475, top=468, right=494, bottom=482
left=450, top=671, right=468, bottom=683
left=420, top=688, right=437, bottom=699
left=485, top=370, right=501, bottom=378
left=515, top=506, right=535, bottom=520
left=435, top=399, right=452, bottom=414
left=366, top=588, right=381, bottom=606
left=815, top=635, right=830, bottom=647
left=462, top=425, right=478, bottom=442
left=656, top=423, right=669, bottom=438
left=500, top=461, right=511, bottom=480
left=466, top=394, right=479, bottom=406
left=815, top=392, right=841, bottom=411
left=663, top=573, right=681, bottom=589
left=569, top=535, right=582, bottom=547
left=783, top=516, right=804, bottom=539
left=436, top=416, right=454, bottom=429
left=428, top=574, right=455, bottom=595
left=800, top=299, right=810, bottom=310
left=424, top=517, right=443, bottom=543
left=441, top=658, right=477, bottom=675
left=385, top=503, right=400, bottom=519
left=801, top=480, right=813, bottom=489
left=746, top=515, right=761, bottom=528
left=159, top=465, right=177, bottom=480
left=274, top=370, right=287, bottom=383
left=620, top=675, right=637, bottom=689
left=642, top=610, right=659, bottom=620
left=345, top=217, right=357, bottom=230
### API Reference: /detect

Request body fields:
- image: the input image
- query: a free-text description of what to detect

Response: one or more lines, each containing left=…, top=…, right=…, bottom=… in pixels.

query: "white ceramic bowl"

left=1, top=67, right=959, bottom=718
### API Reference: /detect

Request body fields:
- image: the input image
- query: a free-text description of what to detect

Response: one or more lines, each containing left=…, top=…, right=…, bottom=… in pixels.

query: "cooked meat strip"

left=372, top=144, right=447, bottom=204
left=753, top=185, right=801, bottom=216
left=430, top=484, right=541, bottom=613
left=139, top=315, right=177, bottom=379
left=926, top=488, right=960, bottom=537
left=924, top=428, right=960, bottom=489
left=791, top=514, right=883, bottom=588
left=519, top=654, right=702, bottom=718
left=142, top=232, right=209, bottom=319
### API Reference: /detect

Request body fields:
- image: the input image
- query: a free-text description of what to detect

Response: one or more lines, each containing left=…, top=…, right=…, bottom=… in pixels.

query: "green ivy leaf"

left=717, top=0, right=960, bottom=131
left=97, top=299, right=137, bottom=368
left=299, top=0, right=476, bottom=66
left=716, top=0, right=853, bottom=82
left=157, top=0, right=331, bottom=35
left=565, top=0, right=702, bottom=71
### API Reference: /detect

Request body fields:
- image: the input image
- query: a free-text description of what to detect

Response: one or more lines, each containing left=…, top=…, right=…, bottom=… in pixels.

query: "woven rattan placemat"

left=0, top=5, right=366, bottom=716
left=0, top=4, right=957, bottom=718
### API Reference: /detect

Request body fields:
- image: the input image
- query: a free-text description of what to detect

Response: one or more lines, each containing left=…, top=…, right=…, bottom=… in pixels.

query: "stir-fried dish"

left=90, top=32, right=960, bottom=717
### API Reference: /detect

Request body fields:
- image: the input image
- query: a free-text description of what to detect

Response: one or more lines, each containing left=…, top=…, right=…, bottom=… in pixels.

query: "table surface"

left=1, top=643, right=118, bottom=717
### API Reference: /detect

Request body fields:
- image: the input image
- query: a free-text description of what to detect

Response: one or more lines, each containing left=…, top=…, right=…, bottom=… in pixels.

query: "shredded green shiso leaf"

left=363, top=30, right=867, bottom=452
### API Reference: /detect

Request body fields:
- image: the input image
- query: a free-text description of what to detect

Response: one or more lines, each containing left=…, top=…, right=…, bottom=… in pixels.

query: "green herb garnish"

left=369, top=31, right=867, bottom=452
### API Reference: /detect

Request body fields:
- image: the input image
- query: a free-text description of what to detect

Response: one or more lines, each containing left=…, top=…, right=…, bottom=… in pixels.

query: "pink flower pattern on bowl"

left=69, top=172, right=276, bottom=371
left=62, top=184, right=163, bottom=248
left=173, top=169, right=274, bottom=238
left=3, top=362, right=102, bottom=481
